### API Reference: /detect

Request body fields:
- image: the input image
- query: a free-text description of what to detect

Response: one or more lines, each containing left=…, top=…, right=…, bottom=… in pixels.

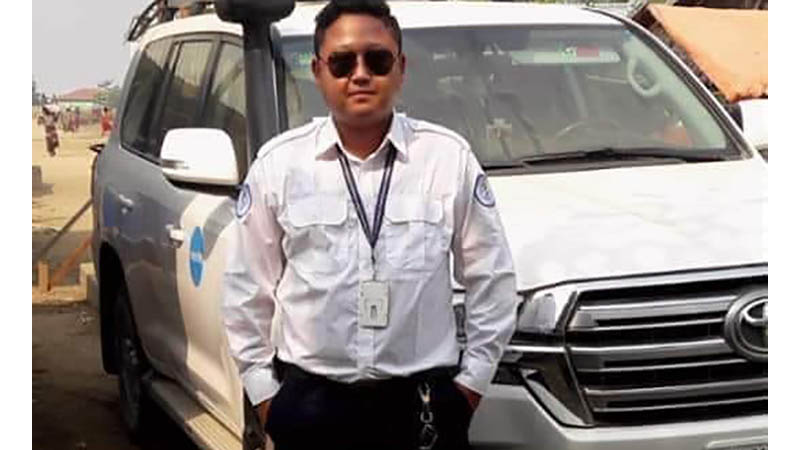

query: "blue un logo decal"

left=190, top=227, right=205, bottom=287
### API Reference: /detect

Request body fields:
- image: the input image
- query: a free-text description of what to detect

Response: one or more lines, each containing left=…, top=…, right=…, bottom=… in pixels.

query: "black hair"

left=314, top=0, right=402, bottom=56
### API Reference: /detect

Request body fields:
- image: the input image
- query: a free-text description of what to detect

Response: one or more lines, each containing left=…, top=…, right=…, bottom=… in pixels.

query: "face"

left=312, top=13, right=405, bottom=128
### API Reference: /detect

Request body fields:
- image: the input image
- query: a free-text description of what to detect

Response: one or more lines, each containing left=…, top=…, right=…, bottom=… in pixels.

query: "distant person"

left=100, top=107, right=113, bottom=136
left=69, top=108, right=77, bottom=132
left=41, top=104, right=60, bottom=157
left=60, top=107, right=70, bottom=132
left=73, top=107, right=81, bottom=132
left=67, top=108, right=76, bottom=132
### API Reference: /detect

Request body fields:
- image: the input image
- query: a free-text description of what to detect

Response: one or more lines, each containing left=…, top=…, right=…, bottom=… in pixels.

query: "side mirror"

left=160, top=129, right=239, bottom=186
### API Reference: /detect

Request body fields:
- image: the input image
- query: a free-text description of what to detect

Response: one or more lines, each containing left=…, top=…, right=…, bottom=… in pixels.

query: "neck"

left=334, top=114, right=392, bottom=160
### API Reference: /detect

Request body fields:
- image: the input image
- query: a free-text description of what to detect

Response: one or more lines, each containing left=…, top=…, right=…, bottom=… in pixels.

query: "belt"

left=275, top=358, right=459, bottom=389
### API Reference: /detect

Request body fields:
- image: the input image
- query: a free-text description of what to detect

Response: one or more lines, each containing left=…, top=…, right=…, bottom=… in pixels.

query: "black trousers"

left=265, top=361, right=473, bottom=450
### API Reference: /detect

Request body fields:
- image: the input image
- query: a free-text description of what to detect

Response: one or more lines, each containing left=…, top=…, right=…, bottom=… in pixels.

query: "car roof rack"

left=126, top=0, right=215, bottom=42
left=124, top=1, right=470, bottom=43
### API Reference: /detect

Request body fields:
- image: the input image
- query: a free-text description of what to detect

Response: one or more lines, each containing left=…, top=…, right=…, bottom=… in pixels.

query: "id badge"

left=359, top=281, right=389, bottom=328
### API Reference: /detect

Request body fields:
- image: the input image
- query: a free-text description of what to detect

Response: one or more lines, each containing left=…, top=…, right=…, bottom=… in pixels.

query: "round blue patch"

left=189, top=227, right=205, bottom=287
left=236, top=184, right=252, bottom=219
left=474, top=174, right=496, bottom=207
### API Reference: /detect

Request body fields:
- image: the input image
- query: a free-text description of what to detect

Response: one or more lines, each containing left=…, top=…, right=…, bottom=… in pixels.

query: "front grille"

left=565, top=274, right=767, bottom=426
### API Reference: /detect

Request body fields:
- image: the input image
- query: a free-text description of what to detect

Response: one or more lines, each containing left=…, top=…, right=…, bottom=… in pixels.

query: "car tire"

left=114, top=284, right=156, bottom=439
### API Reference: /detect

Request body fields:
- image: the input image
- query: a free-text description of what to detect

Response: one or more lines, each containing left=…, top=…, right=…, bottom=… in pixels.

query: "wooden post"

left=48, top=236, right=92, bottom=291
left=38, top=261, right=49, bottom=292
left=32, top=199, right=91, bottom=267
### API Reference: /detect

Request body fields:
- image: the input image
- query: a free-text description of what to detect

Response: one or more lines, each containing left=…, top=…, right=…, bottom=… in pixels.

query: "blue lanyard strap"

left=336, top=143, right=398, bottom=256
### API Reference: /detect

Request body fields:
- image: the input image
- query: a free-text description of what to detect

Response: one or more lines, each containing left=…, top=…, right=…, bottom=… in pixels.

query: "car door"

left=141, top=35, right=218, bottom=381
left=101, top=36, right=184, bottom=376
left=161, top=38, right=248, bottom=433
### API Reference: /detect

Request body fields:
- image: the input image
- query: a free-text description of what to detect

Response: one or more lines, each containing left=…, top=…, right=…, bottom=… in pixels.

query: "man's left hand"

left=454, top=382, right=482, bottom=412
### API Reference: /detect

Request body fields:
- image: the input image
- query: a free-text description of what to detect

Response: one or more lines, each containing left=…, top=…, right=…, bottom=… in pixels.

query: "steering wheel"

left=552, top=118, right=624, bottom=143
left=627, top=56, right=661, bottom=98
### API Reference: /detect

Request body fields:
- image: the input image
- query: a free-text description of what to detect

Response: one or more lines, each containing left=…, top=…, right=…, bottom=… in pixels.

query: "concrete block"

left=79, top=263, right=98, bottom=309
left=33, top=165, right=43, bottom=190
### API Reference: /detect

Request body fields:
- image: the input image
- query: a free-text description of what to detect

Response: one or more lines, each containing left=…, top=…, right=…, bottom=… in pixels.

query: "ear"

left=312, top=56, right=323, bottom=84
left=398, top=53, right=407, bottom=77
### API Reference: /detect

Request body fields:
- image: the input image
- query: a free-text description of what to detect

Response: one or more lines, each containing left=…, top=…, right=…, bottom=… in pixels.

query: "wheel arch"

left=99, top=242, right=125, bottom=374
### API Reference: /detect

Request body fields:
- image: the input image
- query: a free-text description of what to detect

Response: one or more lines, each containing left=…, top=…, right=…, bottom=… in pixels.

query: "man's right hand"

left=256, top=399, right=272, bottom=427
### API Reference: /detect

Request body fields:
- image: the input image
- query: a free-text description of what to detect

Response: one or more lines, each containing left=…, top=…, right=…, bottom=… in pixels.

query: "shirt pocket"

left=284, top=195, right=350, bottom=275
left=384, top=195, right=449, bottom=272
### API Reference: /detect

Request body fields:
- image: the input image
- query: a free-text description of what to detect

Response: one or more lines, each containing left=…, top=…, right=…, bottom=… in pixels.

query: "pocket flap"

left=288, top=195, right=347, bottom=227
left=385, top=195, right=443, bottom=224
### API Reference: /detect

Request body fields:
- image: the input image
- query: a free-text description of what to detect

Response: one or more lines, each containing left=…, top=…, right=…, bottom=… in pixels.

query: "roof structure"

left=59, top=87, right=101, bottom=102
left=644, top=4, right=767, bottom=102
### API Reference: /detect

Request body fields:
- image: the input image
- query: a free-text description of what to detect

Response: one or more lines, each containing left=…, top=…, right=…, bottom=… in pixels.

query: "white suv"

left=92, top=2, right=767, bottom=449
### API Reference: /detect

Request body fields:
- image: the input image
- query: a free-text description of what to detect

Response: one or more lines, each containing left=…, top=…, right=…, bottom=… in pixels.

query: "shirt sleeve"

left=222, top=157, right=285, bottom=406
left=451, top=150, right=519, bottom=396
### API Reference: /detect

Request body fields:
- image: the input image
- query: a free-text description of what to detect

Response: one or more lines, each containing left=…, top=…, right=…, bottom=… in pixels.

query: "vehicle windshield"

left=279, top=25, right=741, bottom=168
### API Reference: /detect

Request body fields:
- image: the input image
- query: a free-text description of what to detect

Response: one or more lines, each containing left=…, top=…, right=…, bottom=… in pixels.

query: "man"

left=222, top=1, right=518, bottom=449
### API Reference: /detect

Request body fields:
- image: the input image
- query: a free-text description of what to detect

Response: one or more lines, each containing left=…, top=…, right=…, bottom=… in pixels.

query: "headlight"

left=516, top=284, right=576, bottom=337
left=501, top=285, right=594, bottom=426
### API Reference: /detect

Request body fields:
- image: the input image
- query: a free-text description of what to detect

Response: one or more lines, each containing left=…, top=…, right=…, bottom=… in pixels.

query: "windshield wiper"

left=482, top=161, right=528, bottom=170
left=517, top=147, right=730, bottom=165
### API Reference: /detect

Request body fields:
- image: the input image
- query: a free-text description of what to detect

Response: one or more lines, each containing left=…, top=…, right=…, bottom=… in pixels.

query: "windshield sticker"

left=474, top=174, right=496, bottom=208
left=510, top=47, right=620, bottom=65
left=236, top=184, right=252, bottom=219
left=190, top=227, right=205, bottom=287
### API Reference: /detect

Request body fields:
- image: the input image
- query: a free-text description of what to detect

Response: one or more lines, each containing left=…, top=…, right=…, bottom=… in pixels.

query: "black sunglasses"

left=320, top=49, right=397, bottom=78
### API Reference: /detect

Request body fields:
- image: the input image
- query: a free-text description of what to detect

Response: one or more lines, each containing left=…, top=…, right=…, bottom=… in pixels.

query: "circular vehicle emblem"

left=189, top=227, right=205, bottom=287
left=723, top=288, right=767, bottom=363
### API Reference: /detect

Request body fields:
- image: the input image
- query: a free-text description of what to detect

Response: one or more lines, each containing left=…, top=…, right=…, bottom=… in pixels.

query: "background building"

left=57, top=87, right=102, bottom=111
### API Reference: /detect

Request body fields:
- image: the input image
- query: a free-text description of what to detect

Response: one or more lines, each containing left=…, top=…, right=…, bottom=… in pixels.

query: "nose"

left=350, top=55, right=371, bottom=85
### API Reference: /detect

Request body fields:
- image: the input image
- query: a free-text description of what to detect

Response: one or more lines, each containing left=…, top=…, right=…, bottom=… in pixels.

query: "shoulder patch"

left=236, top=184, right=253, bottom=219
left=474, top=174, right=496, bottom=208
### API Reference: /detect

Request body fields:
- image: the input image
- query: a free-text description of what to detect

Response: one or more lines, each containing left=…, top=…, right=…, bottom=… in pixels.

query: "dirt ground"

left=33, top=303, right=197, bottom=450
left=32, top=116, right=98, bottom=287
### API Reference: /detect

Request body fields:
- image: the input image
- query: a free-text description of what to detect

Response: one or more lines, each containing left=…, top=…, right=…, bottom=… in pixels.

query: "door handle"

left=117, top=194, right=135, bottom=213
left=166, top=224, right=185, bottom=247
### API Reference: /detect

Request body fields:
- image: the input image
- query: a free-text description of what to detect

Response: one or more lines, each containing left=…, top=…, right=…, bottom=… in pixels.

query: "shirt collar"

left=314, top=111, right=409, bottom=162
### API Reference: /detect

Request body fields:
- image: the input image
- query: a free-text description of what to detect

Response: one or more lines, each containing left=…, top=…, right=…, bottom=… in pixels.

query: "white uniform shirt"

left=223, top=113, right=518, bottom=406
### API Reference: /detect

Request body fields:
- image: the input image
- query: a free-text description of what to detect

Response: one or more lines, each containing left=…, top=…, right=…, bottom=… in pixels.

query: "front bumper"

left=470, top=384, right=767, bottom=450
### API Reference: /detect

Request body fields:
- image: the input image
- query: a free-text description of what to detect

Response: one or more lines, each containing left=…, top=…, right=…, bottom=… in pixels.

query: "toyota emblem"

left=723, top=288, right=768, bottom=363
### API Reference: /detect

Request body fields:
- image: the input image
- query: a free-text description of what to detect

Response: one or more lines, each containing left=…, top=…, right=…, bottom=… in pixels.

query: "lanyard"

left=336, top=143, right=397, bottom=270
